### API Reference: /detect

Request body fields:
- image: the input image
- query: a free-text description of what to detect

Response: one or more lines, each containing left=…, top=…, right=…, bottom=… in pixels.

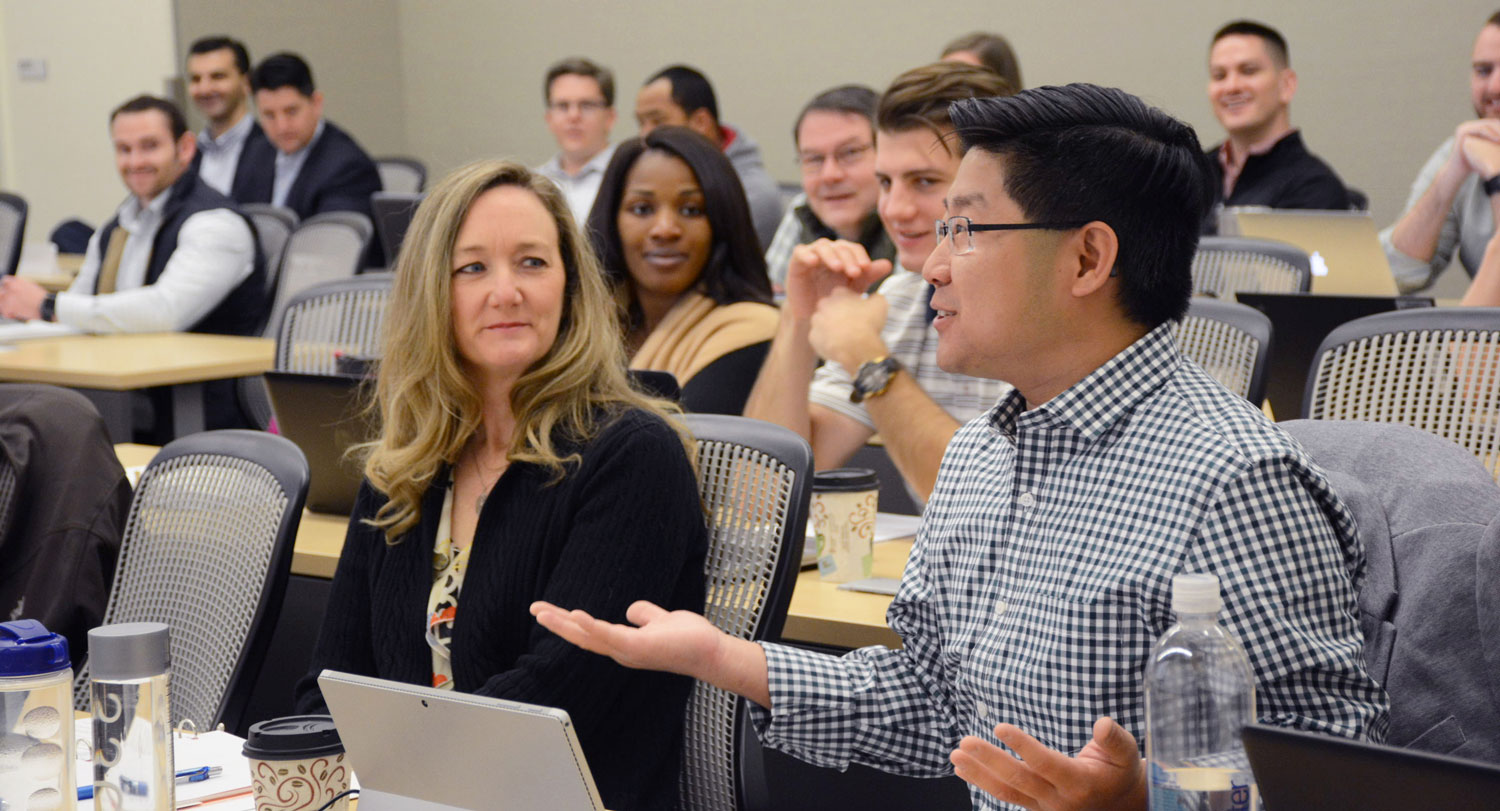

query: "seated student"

left=1383, top=12, right=1500, bottom=299
left=940, top=31, right=1024, bottom=91
left=1201, top=20, right=1350, bottom=230
left=0, top=95, right=265, bottom=430
left=586, top=126, right=778, bottom=415
left=236, top=53, right=384, bottom=262
left=293, top=159, right=707, bottom=811
left=763, top=85, right=894, bottom=291
left=185, top=35, right=269, bottom=197
left=535, top=84, right=1387, bottom=811
left=744, top=62, right=1012, bottom=504
left=535, top=56, right=619, bottom=223
left=635, top=65, right=784, bottom=250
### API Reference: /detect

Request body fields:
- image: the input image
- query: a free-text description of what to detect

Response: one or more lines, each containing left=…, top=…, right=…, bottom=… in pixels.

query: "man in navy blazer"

left=239, top=52, right=383, bottom=262
left=185, top=35, right=270, bottom=198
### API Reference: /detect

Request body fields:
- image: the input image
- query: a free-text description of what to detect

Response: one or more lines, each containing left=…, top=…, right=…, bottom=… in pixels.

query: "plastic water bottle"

left=1145, top=574, right=1257, bottom=811
left=0, top=619, right=75, bottom=811
left=89, top=622, right=174, bottom=811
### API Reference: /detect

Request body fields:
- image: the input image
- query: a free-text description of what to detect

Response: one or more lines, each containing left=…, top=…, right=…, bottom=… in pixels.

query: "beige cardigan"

left=629, top=292, right=779, bottom=387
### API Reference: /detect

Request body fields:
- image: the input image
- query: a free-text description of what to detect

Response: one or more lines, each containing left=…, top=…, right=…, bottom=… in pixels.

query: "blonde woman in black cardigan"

left=294, top=159, right=707, bottom=811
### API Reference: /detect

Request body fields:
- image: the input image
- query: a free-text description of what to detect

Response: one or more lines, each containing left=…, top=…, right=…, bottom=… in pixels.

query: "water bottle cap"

left=1172, top=573, right=1223, bottom=615
left=88, top=622, right=170, bottom=681
left=0, top=619, right=71, bottom=677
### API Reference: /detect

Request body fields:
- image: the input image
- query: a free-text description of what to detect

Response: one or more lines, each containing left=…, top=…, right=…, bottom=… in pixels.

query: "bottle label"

left=1149, top=762, right=1256, bottom=811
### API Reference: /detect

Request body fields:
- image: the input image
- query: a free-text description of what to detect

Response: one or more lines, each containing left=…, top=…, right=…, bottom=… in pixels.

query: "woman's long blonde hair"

left=362, top=159, right=689, bottom=541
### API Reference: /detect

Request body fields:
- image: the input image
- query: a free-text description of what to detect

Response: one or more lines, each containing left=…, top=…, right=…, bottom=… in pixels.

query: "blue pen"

left=78, top=766, right=222, bottom=800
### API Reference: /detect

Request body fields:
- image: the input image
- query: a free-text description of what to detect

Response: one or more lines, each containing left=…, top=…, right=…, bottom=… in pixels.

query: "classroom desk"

left=3, top=332, right=273, bottom=441
left=783, top=541, right=907, bottom=649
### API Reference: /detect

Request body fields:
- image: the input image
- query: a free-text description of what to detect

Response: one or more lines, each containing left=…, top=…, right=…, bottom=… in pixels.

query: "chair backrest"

left=275, top=274, right=393, bottom=374
left=677, top=414, right=812, bottom=811
left=240, top=204, right=300, bottom=303
left=370, top=191, right=425, bottom=267
left=0, top=192, right=28, bottom=276
left=1192, top=236, right=1312, bottom=298
left=1172, top=297, right=1274, bottom=403
left=72, top=430, right=309, bottom=734
left=1303, top=307, right=1500, bottom=474
left=266, top=212, right=373, bottom=335
left=375, top=156, right=427, bottom=194
left=1280, top=419, right=1500, bottom=762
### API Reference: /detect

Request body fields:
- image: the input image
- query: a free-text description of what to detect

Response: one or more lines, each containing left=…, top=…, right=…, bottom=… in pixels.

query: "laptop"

left=1234, top=292, right=1434, bottom=419
left=263, top=371, right=375, bottom=515
left=1222, top=208, right=1399, bottom=296
left=1242, top=724, right=1500, bottom=810
left=318, top=670, right=605, bottom=811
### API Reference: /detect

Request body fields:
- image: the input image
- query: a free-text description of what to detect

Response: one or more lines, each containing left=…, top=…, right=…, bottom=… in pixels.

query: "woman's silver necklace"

left=468, top=449, right=502, bottom=515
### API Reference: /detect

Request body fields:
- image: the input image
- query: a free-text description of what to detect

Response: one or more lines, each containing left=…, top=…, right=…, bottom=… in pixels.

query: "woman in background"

left=587, top=126, right=777, bottom=414
left=295, top=159, right=707, bottom=811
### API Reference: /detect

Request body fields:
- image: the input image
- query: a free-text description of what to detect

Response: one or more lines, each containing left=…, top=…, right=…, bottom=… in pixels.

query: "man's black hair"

left=644, top=65, right=718, bottom=123
left=1212, top=20, right=1290, bottom=67
left=188, top=36, right=251, bottom=75
left=949, top=83, right=1213, bottom=327
left=250, top=52, right=316, bottom=97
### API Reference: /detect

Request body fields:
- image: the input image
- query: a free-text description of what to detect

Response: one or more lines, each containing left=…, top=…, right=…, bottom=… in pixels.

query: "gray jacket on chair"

left=1282, top=419, right=1500, bottom=763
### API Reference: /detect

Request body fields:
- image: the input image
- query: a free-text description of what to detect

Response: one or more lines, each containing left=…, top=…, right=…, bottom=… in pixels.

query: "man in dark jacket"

left=186, top=35, right=270, bottom=197
left=238, top=52, right=383, bottom=263
left=1202, top=20, right=1351, bottom=231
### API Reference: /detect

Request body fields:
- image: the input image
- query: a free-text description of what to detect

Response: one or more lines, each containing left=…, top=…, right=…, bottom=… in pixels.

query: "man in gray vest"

left=0, top=95, right=265, bottom=428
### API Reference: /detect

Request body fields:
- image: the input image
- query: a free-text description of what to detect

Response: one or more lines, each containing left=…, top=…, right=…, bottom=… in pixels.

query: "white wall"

left=389, top=0, right=1494, bottom=235
left=49, top=0, right=1500, bottom=296
left=0, top=0, right=177, bottom=236
left=173, top=0, right=408, bottom=157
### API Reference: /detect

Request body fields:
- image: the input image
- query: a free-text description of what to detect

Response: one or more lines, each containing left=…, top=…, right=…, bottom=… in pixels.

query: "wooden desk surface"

left=0, top=333, right=273, bottom=390
left=782, top=541, right=907, bottom=650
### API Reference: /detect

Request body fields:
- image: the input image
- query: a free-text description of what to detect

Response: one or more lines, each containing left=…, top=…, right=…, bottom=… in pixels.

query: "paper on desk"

left=74, top=718, right=254, bottom=810
left=0, top=320, right=80, bottom=342
left=804, top=511, right=924, bottom=545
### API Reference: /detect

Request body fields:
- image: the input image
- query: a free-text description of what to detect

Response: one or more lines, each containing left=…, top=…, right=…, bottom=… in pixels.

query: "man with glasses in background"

left=763, top=85, right=894, bottom=291
left=536, top=57, right=618, bottom=223
left=744, top=62, right=1010, bottom=506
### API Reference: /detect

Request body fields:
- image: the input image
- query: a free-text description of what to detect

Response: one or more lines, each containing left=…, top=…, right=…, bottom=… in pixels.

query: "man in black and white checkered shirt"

left=535, top=84, right=1389, bottom=811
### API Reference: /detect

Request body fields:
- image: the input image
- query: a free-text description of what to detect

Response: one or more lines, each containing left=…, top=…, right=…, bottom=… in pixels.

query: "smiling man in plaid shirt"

left=535, top=83, right=1388, bottom=811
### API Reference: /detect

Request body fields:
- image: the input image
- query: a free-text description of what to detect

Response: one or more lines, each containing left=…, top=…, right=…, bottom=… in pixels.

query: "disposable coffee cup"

left=812, top=468, right=878, bottom=583
left=243, top=715, right=350, bottom=811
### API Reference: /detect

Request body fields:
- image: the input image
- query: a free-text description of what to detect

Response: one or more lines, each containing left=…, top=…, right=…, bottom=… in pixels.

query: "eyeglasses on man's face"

left=797, top=143, right=873, bottom=174
left=547, top=100, right=608, bottom=115
left=934, top=215, right=1088, bottom=255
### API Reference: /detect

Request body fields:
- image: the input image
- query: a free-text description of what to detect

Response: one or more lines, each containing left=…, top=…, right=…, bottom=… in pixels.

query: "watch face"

left=855, top=364, right=886, bottom=392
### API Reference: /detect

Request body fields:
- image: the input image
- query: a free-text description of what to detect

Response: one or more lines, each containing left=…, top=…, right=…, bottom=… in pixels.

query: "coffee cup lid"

left=813, top=467, right=878, bottom=492
left=243, top=715, right=343, bottom=759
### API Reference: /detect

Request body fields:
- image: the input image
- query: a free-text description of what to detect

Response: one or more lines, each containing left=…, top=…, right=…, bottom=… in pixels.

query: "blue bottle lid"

left=0, top=619, right=71, bottom=677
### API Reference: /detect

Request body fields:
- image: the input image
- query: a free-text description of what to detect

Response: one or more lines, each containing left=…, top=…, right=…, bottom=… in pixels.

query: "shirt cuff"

left=751, top=642, right=860, bottom=770
left=809, top=364, right=876, bottom=431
